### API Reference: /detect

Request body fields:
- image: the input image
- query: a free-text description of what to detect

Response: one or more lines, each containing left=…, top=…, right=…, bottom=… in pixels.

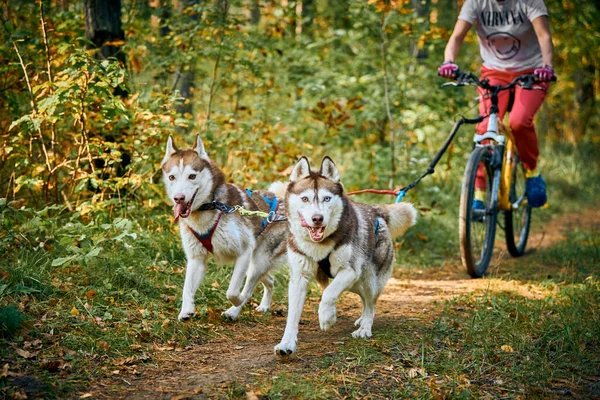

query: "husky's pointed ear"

left=194, top=135, right=209, bottom=159
left=290, top=157, right=311, bottom=182
left=319, top=156, right=340, bottom=183
left=161, top=136, right=178, bottom=167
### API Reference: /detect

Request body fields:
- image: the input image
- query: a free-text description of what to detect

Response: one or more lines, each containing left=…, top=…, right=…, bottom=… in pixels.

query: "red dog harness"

left=187, top=212, right=223, bottom=253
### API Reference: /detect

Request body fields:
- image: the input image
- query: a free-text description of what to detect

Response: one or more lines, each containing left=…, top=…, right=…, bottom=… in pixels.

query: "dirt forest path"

left=92, top=209, right=600, bottom=399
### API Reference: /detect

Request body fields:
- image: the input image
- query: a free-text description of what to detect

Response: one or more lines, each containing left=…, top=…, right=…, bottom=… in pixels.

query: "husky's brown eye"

left=168, top=175, right=175, bottom=181
left=188, top=174, right=197, bottom=180
left=301, top=196, right=309, bottom=203
left=323, top=196, right=331, bottom=202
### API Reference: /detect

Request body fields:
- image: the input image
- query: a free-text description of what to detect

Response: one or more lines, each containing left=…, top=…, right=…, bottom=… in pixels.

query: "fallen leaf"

left=98, top=341, right=111, bottom=351
left=417, top=233, right=428, bottom=241
left=211, top=281, right=220, bottom=288
left=40, top=360, right=62, bottom=372
left=63, top=347, right=77, bottom=356
left=12, top=390, right=27, bottom=400
left=408, top=368, right=426, bottom=378
left=500, top=345, right=514, bottom=353
left=85, top=290, right=96, bottom=299
left=1, top=363, right=8, bottom=377
left=15, top=348, right=33, bottom=359
left=246, top=390, right=259, bottom=400
left=161, top=319, right=171, bottom=329
left=207, top=308, right=220, bottom=321
left=70, top=306, right=80, bottom=316
left=80, top=394, right=93, bottom=399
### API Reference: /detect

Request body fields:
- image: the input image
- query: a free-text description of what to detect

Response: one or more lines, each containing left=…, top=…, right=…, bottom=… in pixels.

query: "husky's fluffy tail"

left=381, top=202, right=417, bottom=238
left=268, top=181, right=289, bottom=198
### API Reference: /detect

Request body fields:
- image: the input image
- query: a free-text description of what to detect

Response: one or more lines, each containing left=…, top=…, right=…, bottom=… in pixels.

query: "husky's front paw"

left=255, top=304, right=270, bottom=313
left=354, top=316, right=363, bottom=326
left=274, top=341, right=296, bottom=356
left=351, top=326, right=372, bottom=339
left=222, top=306, right=242, bottom=321
left=178, top=304, right=196, bottom=321
left=319, top=304, right=337, bottom=331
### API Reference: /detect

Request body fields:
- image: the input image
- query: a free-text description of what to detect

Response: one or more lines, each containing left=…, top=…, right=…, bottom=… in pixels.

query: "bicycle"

left=442, top=71, right=556, bottom=278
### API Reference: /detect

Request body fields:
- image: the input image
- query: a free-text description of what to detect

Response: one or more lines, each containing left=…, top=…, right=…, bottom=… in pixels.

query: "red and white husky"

left=161, top=135, right=287, bottom=321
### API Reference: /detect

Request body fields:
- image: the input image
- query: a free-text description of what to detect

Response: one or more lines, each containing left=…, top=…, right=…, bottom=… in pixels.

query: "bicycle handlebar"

left=440, top=70, right=557, bottom=91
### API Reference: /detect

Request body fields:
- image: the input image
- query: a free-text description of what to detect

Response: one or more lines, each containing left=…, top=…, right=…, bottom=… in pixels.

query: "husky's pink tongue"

left=174, top=203, right=188, bottom=223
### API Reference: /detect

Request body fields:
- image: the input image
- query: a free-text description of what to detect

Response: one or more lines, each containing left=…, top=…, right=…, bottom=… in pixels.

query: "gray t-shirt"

left=459, top=0, right=548, bottom=71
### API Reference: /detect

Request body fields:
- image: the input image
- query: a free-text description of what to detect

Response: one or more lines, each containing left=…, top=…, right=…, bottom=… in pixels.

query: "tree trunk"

left=302, top=0, right=315, bottom=35
left=410, top=0, right=429, bottom=61
left=84, top=0, right=125, bottom=64
left=251, top=0, right=260, bottom=25
left=173, top=0, right=200, bottom=121
left=327, top=0, right=350, bottom=30
left=84, top=0, right=129, bottom=177
left=574, top=65, right=596, bottom=140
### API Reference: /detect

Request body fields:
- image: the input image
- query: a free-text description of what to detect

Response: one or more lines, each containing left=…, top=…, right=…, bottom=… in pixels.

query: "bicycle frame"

left=473, top=112, right=517, bottom=212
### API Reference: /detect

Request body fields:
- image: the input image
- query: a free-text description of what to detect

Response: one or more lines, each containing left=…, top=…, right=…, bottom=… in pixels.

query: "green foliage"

left=0, top=304, right=24, bottom=338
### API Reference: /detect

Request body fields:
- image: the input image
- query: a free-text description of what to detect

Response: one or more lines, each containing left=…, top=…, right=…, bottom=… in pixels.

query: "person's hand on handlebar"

left=533, top=65, right=555, bottom=82
left=438, top=61, right=459, bottom=79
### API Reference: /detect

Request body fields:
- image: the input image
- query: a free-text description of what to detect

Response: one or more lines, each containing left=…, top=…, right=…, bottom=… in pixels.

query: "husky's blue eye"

left=323, top=196, right=331, bottom=202
left=301, top=196, right=309, bottom=203
left=168, top=175, right=175, bottom=181
left=188, top=174, right=197, bottom=180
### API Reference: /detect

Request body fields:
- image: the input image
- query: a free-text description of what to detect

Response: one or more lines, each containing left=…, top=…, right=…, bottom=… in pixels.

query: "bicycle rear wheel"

left=504, top=155, right=532, bottom=257
left=459, top=146, right=497, bottom=278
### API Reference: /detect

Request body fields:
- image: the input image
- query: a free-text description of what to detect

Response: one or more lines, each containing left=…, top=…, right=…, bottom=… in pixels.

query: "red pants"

left=475, top=67, right=549, bottom=189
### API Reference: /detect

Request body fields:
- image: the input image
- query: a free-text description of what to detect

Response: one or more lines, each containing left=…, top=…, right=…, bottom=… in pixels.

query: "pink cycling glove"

left=534, top=65, right=555, bottom=82
left=438, top=62, right=458, bottom=78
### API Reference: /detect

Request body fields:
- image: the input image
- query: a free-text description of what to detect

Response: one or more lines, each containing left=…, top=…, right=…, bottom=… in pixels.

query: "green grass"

left=260, top=232, right=600, bottom=398
left=0, top=204, right=242, bottom=397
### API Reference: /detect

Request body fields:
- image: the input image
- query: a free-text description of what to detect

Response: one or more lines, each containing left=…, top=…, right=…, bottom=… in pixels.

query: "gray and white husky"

left=161, top=135, right=287, bottom=321
left=274, top=156, right=417, bottom=355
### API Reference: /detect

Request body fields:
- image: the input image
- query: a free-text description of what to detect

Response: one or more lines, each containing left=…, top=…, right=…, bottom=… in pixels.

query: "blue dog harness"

left=245, top=189, right=282, bottom=234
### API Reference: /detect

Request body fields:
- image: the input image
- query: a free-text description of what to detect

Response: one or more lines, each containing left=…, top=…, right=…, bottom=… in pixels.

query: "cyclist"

left=438, top=0, right=556, bottom=208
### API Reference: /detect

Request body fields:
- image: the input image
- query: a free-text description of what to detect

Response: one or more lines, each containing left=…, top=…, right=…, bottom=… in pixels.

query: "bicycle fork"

left=490, top=144, right=505, bottom=215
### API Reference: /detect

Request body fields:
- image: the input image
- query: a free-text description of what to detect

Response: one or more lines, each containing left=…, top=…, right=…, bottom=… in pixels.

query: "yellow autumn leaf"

left=70, top=306, right=80, bottom=316
left=501, top=344, right=514, bottom=352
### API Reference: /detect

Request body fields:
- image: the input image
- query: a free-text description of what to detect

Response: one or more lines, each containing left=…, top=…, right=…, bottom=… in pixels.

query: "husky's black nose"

left=174, top=193, right=186, bottom=204
left=312, top=214, right=324, bottom=225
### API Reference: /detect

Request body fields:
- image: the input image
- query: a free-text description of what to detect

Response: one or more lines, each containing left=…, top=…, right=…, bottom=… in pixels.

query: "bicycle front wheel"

left=459, top=146, right=497, bottom=278
left=504, top=155, right=532, bottom=257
